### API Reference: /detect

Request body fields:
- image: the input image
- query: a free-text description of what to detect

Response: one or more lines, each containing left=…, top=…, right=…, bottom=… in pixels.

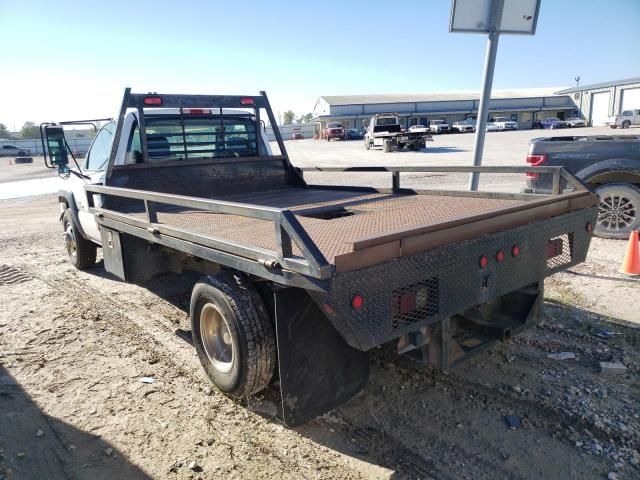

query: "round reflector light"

left=351, top=295, right=364, bottom=310
left=586, top=222, right=593, bottom=233
left=323, top=303, right=336, bottom=315
left=479, top=255, right=488, bottom=268
left=496, top=250, right=505, bottom=263
left=511, top=245, right=520, bottom=257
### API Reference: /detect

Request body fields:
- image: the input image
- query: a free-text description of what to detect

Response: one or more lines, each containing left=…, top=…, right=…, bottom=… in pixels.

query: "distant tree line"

left=282, top=111, right=314, bottom=125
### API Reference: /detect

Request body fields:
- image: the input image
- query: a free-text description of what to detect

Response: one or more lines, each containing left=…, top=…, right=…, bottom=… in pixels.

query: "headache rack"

left=104, top=88, right=291, bottom=179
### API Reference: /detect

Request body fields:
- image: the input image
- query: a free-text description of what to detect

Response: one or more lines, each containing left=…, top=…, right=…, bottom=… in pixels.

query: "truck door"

left=75, top=122, right=116, bottom=243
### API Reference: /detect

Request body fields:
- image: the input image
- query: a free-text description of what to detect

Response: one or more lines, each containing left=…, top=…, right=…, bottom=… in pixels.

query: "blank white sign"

left=450, top=0, right=540, bottom=35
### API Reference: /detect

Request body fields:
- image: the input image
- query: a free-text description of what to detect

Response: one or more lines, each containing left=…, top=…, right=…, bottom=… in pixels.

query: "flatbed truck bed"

left=44, top=89, right=598, bottom=426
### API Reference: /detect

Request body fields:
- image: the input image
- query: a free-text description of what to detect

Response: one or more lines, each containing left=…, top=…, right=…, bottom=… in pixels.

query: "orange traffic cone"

left=619, top=230, right=640, bottom=276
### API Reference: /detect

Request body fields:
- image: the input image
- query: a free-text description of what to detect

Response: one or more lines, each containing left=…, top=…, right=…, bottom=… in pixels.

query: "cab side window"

left=85, top=122, right=115, bottom=171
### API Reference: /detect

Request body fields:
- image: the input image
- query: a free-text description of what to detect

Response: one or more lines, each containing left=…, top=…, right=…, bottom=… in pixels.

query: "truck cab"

left=52, top=104, right=273, bottom=267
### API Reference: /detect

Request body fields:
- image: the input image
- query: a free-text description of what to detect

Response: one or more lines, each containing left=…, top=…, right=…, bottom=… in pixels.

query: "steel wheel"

left=200, top=303, right=234, bottom=374
left=63, top=218, right=77, bottom=259
left=594, top=183, right=640, bottom=238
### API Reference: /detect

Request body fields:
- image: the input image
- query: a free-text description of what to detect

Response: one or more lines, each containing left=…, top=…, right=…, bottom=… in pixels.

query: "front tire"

left=62, top=209, right=96, bottom=269
left=190, top=272, right=276, bottom=398
left=594, top=183, right=640, bottom=239
left=622, top=120, right=631, bottom=129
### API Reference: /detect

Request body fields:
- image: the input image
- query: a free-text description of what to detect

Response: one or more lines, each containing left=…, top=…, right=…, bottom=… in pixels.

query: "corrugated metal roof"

left=555, top=77, right=640, bottom=94
left=319, top=88, right=566, bottom=106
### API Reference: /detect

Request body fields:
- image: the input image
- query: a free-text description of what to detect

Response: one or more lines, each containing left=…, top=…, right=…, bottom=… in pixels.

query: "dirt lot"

left=1, top=130, right=639, bottom=480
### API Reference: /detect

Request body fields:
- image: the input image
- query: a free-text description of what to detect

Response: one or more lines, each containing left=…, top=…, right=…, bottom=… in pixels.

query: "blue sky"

left=0, top=0, right=638, bottom=128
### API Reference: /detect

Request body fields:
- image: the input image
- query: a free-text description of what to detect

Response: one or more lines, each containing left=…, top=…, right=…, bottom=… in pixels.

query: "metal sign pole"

left=468, top=0, right=504, bottom=191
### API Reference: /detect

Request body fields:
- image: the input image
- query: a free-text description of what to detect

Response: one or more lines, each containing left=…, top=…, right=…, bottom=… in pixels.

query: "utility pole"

left=449, top=0, right=541, bottom=191
left=468, top=0, right=503, bottom=191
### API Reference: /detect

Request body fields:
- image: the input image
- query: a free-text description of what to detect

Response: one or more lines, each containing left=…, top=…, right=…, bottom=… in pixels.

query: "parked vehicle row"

left=318, top=115, right=593, bottom=144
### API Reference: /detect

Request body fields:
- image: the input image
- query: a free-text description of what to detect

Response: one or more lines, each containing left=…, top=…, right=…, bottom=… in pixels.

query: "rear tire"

left=190, top=271, right=276, bottom=398
left=593, top=183, right=640, bottom=239
left=62, top=209, right=97, bottom=269
left=383, top=140, right=391, bottom=153
left=622, top=120, right=631, bottom=129
left=610, top=125, right=618, bottom=129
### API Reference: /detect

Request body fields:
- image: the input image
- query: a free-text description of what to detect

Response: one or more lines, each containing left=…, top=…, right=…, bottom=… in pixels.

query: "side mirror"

left=44, top=126, right=69, bottom=169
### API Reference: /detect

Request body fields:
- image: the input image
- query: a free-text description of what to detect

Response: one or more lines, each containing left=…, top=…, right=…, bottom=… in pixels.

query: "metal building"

left=312, top=88, right=577, bottom=131
left=556, top=77, right=640, bottom=127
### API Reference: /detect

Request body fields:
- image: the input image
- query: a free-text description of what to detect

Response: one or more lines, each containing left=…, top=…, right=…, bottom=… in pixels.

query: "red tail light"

left=496, top=250, right=505, bottom=263
left=351, top=295, right=364, bottom=310
left=526, top=153, right=547, bottom=179
left=183, top=108, right=211, bottom=115
left=240, top=97, right=255, bottom=105
left=143, top=96, right=163, bottom=106
left=511, top=245, right=520, bottom=257
left=479, top=255, right=489, bottom=268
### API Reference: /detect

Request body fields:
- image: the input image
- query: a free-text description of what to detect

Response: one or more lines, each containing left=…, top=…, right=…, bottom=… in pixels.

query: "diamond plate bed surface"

left=125, top=188, right=526, bottom=263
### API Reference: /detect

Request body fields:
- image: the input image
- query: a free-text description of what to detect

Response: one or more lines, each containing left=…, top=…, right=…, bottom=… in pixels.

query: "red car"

left=324, top=122, right=345, bottom=141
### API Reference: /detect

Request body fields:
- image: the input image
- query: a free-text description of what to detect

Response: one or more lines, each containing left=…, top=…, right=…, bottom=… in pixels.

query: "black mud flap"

left=274, top=288, right=369, bottom=427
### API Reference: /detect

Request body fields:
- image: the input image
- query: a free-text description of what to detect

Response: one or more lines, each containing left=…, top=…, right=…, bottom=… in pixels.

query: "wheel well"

left=58, top=195, right=69, bottom=207
left=587, top=171, right=640, bottom=189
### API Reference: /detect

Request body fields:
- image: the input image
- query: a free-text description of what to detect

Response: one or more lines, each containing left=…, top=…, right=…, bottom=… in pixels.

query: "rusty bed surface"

left=122, top=187, right=526, bottom=263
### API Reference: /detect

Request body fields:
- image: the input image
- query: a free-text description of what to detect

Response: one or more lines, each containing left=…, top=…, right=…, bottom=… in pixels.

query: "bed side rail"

left=85, top=185, right=332, bottom=281
left=298, top=165, right=587, bottom=197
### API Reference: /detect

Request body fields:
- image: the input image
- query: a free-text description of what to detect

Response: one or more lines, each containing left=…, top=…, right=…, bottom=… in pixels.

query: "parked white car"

left=485, top=122, right=499, bottom=132
left=452, top=119, right=475, bottom=133
left=492, top=117, right=518, bottom=130
left=606, top=109, right=640, bottom=129
left=408, top=124, right=429, bottom=133
left=428, top=120, right=450, bottom=134
left=565, top=117, right=586, bottom=127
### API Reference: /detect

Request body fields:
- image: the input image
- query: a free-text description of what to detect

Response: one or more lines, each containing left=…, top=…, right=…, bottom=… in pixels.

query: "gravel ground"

left=0, top=126, right=639, bottom=479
